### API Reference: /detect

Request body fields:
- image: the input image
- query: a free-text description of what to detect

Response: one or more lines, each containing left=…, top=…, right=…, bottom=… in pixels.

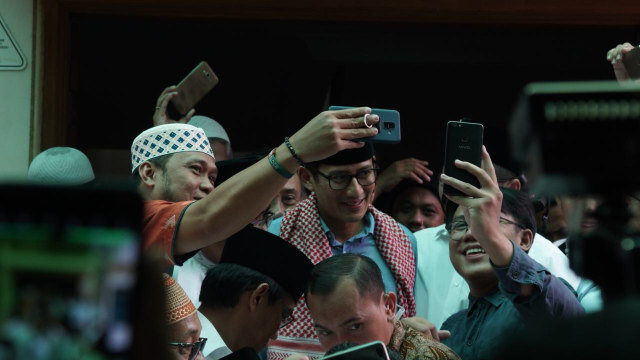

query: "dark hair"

left=131, top=153, right=174, bottom=184
left=306, top=253, right=384, bottom=301
left=494, top=163, right=528, bottom=191
left=444, top=188, right=537, bottom=235
left=199, top=263, right=285, bottom=308
left=500, top=187, right=537, bottom=234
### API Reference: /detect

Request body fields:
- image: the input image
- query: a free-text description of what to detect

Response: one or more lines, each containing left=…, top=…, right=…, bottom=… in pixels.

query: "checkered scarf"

left=268, top=193, right=416, bottom=360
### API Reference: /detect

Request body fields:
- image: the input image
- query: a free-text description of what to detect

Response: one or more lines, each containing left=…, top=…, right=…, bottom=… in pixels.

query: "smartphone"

left=170, top=61, right=219, bottom=115
left=443, top=120, right=484, bottom=197
left=622, top=46, right=640, bottom=79
left=320, top=341, right=390, bottom=360
left=328, top=106, right=401, bottom=144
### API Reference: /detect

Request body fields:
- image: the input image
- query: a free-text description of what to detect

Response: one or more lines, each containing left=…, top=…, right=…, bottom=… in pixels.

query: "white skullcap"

left=188, top=116, right=231, bottom=144
left=28, top=147, right=95, bottom=185
left=130, top=124, right=214, bottom=173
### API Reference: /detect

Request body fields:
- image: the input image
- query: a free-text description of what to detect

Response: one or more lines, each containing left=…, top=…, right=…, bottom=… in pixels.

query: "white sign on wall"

left=0, top=14, right=26, bottom=71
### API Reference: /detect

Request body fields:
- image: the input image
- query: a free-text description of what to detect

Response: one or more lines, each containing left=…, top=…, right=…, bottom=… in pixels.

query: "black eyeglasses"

left=315, top=168, right=379, bottom=190
left=447, top=216, right=526, bottom=240
left=168, top=337, right=207, bottom=360
left=280, top=306, right=296, bottom=328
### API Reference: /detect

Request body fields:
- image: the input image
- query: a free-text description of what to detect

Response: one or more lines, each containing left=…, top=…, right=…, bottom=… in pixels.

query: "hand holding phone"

left=443, top=120, right=484, bottom=197
left=328, top=106, right=401, bottom=144
left=169, top=61, right=219, bottom=116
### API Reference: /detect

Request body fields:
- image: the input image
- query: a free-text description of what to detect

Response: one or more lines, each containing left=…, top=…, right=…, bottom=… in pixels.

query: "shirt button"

left=512, top=270, right=519, bottom=278
left=466, top=339, right=472, bottom=346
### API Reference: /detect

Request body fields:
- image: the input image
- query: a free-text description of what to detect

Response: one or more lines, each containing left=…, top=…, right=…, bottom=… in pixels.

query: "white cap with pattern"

left=188, top=116, right=230, bottom=144
left=28, top=147, right=95, bottom=185
left=130, top=124, right=214, bottom=173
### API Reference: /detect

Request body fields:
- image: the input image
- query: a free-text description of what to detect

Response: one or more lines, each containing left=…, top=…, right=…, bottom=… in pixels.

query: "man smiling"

left=131, top=106, right=379, bottom=266
left=438, top=147, right=583, bottom=360
left=268, top=143, right=417, bottom=360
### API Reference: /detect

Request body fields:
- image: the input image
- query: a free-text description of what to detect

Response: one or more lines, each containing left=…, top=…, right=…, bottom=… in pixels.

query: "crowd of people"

left=15, top=42, right=640, bottom=360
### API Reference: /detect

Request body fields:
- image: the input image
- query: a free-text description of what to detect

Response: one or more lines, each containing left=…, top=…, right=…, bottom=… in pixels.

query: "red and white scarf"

left=268, top=193, right=416, bottom=360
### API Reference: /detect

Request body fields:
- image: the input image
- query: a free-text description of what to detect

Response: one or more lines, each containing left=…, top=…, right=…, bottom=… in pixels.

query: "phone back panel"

left=320, top=341, right=390, bottom=360
left=172, top=61, right=219, bottom=115
left=328, top=106, right=401, bottom=144
left=443, top=121, right=484, bottom=196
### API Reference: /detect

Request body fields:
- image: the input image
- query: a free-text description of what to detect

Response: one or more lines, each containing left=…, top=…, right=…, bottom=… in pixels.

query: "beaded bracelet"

left=284, top=137, right=306, bottom=168
left=268, top=148, right=294, bottom=179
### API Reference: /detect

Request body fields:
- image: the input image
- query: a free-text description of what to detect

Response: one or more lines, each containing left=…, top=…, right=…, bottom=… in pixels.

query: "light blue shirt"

left=269, top=211, right=417, bottom=298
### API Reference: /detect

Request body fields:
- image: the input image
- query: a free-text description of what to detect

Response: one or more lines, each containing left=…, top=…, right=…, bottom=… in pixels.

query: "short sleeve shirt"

left=143, top=200, right=194, bottom=266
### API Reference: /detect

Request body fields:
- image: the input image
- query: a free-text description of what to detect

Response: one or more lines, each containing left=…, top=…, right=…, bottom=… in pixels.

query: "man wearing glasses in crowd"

left=437, top=147, right=583, bottom=360
left=268, top=143, right=418, bottom=360
left=197, top=226, right=313, bottom=360
left=164, top=273, right=208, bottom=360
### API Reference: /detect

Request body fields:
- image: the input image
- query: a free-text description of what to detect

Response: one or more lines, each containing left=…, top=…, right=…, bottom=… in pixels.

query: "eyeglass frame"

left=279, top=305, right=296, bottom=328
left=446, top=216, right=527, bottom=240
left=313, top=168, right=380, bottom=190
left=168, top=337, right=208, bottom=360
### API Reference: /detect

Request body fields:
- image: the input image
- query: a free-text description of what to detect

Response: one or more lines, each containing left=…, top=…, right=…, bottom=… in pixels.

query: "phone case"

left=328, top=106, right=401, bottom=144
left=443, top=120, right=484, bottom=197
left=171, top=61, right=219, bottom=115
left=623, top=47, right=640, bottom=79
left=320, top=341, right=390, bottom=360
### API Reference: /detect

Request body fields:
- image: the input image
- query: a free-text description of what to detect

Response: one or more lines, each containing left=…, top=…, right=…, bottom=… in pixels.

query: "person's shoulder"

left=402, top=324, right=461, bottom=360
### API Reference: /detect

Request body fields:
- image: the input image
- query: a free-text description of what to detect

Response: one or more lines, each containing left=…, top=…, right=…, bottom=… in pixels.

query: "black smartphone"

left=328, top=106, right=401, bottom=144
left=443, top=120, right=484, bottom=197
left=320, top=341, right=390, bottom=360
left=168, top=61, right=219, bottom=117
left=622, top=46, right=640, bottom=79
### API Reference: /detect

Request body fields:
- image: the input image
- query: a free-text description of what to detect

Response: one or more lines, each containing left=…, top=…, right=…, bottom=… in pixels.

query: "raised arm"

left=174, top=108, right=379, bottom=255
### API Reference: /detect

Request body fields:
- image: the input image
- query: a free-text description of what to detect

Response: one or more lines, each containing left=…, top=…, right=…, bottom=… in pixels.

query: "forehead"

left=282, top=175, right=301, bottom=192
left=309, top=278, right=364, bottom=312
left=169, top=151, right=216, bottom=167
left=167, top=312, right=201, bottom=342
left=397, top=187, right=439, bottom=204
left=316, top=159, right=374, bottom=174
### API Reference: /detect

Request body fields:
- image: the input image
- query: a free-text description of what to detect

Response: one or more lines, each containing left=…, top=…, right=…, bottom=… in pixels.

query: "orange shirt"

left=142, top=200, right=194, bottom=266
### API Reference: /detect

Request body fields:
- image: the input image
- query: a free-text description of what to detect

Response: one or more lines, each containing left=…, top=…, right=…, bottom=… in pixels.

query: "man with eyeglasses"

left=197, top=226, right=313, bottom=360
left=164, top=273, right=208, bottom=360
left=268, top=143, right=418, bottom=360
left=436, top=147, right=583, bottom=360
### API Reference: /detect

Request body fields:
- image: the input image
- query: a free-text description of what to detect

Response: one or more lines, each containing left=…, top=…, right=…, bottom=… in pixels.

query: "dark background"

left=67, top=15, right=638, bottom=176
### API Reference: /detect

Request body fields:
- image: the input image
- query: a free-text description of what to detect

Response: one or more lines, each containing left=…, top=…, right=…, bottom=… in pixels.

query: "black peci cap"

left=310, top=142, right=375, bottom=166
left=220, top=226, right=313, bottom=302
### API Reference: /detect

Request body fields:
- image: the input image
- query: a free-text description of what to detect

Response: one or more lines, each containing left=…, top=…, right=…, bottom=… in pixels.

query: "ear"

left=138, top=161, right=158, bottom=187
left=382, top=292, right=396, bottom=322
left=516, top=228, right=534, bottom=252
left=248, top=283, right=271, bottom=312
left=299, top=167, right=314, bottom=192
left=502, top=178, right=521, bottom=191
